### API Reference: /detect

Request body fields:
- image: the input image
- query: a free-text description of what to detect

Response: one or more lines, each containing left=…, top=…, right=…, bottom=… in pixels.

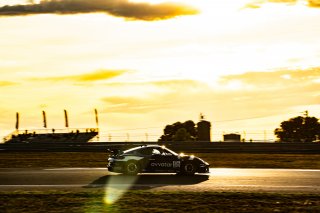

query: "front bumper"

left=198, top=163, right=210, bottom=173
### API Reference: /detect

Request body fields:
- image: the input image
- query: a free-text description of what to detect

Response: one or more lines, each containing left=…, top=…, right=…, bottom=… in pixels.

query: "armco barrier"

left=0, top=142, right=319, bottom=154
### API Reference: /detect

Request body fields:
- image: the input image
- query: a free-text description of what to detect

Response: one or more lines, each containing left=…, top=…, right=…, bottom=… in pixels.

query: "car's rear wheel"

left=180, top=161, right=197, bottom=175
left=125, top=161, right=140, bottom=175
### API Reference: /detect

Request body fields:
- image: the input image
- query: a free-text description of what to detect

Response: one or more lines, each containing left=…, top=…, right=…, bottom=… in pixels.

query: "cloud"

left=102, top=96, right=157, bottom=113
left=219, top=67, right=320, bottom=88
left=243, top=0, right=296, bottom=9
left=102, top=95, right=204, bottom=114
left=100, top=79, right=215, bottom=113
left=244, top=0, right=320, bottom=8
left=30, top=69, right=127, bottom=82
left=308, top=0, right=320, bottom=7
left=150, top=79, right=206, bottom=88
left=0, top=0, right=198, bottom=21
left=216, top=67, right=320, bottom=117
left=100, top=68, right=320, bottom=121
left=105, top=79, right=206, bottom=89
left=268, top=0, right=297, bottom=3
left=0, top=81, right=17, bottom=87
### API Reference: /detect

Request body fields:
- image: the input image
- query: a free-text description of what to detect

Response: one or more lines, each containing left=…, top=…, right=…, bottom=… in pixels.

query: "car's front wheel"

left=180, top=161, right=197, bottom=175
left=124, top=161, right=140, bottom=175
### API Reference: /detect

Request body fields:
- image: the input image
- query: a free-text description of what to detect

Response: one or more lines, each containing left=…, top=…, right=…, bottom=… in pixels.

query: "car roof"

left=123, top=145, right=178, bottom=156
left=140, top=145, right=162, bottom=148
left=125, top=145, right=161, bottom=151
left=123, top=145, right=156, bottom=153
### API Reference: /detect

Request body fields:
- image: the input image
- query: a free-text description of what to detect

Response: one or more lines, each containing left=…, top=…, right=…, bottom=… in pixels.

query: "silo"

left=197, top=120, right=211, bottom=142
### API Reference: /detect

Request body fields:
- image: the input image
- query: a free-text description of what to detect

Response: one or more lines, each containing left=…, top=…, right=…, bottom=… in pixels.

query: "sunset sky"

left=0, top=0, right=320, bottom=142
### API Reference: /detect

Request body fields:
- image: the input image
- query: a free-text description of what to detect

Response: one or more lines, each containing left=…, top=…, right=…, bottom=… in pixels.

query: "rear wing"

left=107, top=148, right=123, bottom=156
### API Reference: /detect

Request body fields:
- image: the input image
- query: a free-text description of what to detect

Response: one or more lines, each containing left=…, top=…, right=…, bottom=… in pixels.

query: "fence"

left=95, top=130, right=277, bottom=142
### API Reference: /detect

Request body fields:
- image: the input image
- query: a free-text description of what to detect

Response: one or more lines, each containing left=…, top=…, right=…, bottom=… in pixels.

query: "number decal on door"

left=173, top=161, right=180, bottom=168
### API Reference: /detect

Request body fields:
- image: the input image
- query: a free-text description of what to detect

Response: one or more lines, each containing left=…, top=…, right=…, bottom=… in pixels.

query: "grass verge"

left=0, top=190, right=319, bottom=213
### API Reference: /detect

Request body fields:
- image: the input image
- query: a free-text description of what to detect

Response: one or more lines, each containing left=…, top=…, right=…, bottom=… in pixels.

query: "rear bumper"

left=107, top=160, right=125, bottom=173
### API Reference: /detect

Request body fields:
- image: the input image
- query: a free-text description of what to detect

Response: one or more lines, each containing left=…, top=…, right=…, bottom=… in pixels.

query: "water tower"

left=196, top=113, right=211, bottom=142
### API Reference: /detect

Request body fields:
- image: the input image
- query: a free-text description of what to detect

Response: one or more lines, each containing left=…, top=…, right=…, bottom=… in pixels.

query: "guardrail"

left=0, top=141, right=319, bottom=154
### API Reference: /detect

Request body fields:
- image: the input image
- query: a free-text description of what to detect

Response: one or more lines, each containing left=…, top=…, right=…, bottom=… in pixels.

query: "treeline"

left=275, top=115, right=320, bottom=142
left=158, top=112, right=320, bottom=143
left=158, top=120, right=211, bottom=142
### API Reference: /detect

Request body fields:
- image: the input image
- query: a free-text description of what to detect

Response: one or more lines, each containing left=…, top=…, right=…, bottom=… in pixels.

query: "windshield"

left=123, top=146, right=142, bottom=154
left=164, top=147, right=178, bottom=156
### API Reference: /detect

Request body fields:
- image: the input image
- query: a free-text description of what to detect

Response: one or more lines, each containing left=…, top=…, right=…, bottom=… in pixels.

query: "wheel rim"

left=185, top=164, right=194, bottom=172
left=127, top=163, right=138, bottom=173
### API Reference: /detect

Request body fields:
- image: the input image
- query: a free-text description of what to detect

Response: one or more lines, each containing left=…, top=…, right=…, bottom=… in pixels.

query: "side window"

left=140, top=148, right=152, bottom=156
left=162, top=149, right=173, bottom=156
left=125, top=150, right=135, bottom=155
left=152, top=148, right=161, bottom=155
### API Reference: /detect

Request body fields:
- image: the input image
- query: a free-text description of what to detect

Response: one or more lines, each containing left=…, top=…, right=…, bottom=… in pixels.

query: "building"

left=223, top=133, right=241, bottom=142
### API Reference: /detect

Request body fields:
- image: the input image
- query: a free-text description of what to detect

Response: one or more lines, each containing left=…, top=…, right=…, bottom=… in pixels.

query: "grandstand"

left=3, top=109, right=99, bottom=143
left=4, top=128, right=99, bottom=143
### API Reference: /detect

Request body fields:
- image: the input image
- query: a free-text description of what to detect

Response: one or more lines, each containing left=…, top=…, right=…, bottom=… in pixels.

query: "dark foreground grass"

left=1, top=190, right=319, bottom=213
left=0, top=152, right=320, bottom=169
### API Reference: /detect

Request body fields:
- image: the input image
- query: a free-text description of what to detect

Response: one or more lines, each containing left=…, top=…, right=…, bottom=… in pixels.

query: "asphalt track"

left=0, top=168, right=319, bottom=193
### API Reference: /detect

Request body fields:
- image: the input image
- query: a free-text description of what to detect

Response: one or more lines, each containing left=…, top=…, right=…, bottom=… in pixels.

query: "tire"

left=124, top=161, right=140, bottom=175
left=181, top=161, right=197, bottom=175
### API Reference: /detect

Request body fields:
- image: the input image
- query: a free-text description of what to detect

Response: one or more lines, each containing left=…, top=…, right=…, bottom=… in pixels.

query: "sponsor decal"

left=150, top=161, right=181, bottom=168
left=151, top=162, right=172, bottom=167
left=173, top=161, right=181, bottom=168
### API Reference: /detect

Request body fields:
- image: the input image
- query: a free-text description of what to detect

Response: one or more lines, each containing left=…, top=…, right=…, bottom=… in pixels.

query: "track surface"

left=0, top=168, right=319, bottom=193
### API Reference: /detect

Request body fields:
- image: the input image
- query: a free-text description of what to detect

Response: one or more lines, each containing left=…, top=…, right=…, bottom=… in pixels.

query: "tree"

left=274, top=115, right=320, bottom=142
left=172, top=128, right=192, bottom=141
left=158, top=120, right=196, bottom=142
left=183, top=120, right=196, bottom=138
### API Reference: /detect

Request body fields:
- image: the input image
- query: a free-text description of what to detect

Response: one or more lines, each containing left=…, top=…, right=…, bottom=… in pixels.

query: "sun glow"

left=1, top=0, right=320, bottom=141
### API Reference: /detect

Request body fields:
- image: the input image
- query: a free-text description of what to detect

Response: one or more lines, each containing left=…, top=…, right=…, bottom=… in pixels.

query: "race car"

left=107, top=145, right=210, bottom=175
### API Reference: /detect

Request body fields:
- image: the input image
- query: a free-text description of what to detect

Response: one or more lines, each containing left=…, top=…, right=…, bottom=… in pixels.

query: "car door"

left=138, top=147, right=154, bottom=172
left=161, top=149, right=180, bottom=172
left=148, top=148, right=164, bottom=172
left=149, top=148, right=179, bottom=172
